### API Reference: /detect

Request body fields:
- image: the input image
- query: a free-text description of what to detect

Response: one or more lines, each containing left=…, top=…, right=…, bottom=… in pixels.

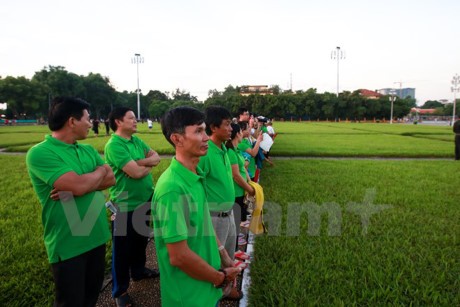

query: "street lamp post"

left=131, top=53, right=144, bottom=120
left=451, top=74, right=460, bottom=126
left=331, top=46, right=345, bottom=97
left=389, top=94, right=396, bottom=124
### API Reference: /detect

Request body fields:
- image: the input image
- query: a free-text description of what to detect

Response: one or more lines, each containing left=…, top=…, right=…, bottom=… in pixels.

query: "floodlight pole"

left=331, top=46, right=345, bottom=97
left=389, top=95, right=396, bottom=124
left=132, top=53, right=144, bottom=120
left=451, top=74, right=460, bottom=126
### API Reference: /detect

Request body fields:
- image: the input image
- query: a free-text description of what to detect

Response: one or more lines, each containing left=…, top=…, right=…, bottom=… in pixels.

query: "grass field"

left=252, top=160, right=459, bottom=305
left=0, top=122, right=458, bottom=305
left=271, top=122, right=453, bottom=157
left=0, top=121, right=455, bottom=157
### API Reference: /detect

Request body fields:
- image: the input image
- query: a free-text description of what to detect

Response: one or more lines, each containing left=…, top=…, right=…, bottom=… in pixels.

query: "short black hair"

left=225, top=123, right=241, bottom=150
left=204, top=106, right=232, bottom=135
left=237, top=107, right=249, bottom=117
left=238, top=121, right=249, bottom=131
left=161, top=106, right=205, bottom=147
left=108, top=107, right=133, bottom=132
left=48, top=97, right=90, bottom=131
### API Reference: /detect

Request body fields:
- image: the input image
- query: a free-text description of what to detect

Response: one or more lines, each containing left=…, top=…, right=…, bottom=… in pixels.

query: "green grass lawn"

left=251, top=159, right=459, bottom=305
left=271, top=122, right=454, bottom=157
left=0, top=155, right=53, bottom=306
left=0, top=122, right=455, bottom=157
left=1, top=154, right=458, bottom=305
left=0, top=122, right=458, bottom=305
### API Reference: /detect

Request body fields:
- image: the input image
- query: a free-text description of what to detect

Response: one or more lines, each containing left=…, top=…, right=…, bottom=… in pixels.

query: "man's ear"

left=209, top=124, right=217, bottom=133
left=68, top=117, right=76, bottom=128
left=114, top=118, right=122, bottom=129
left=170, top=133, right=182, bottom=147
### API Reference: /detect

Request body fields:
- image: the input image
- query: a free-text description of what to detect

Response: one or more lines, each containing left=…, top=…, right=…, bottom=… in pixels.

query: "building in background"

left=239, top=85, right=274, bottom=96
left=378, top=88, right=416, bottom=99
left=410, top=107, right=436, bottom=115
left=359, top=89, right=383, bottom=99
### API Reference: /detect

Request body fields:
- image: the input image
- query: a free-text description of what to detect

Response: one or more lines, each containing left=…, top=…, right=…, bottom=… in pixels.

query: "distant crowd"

left=26, top=97, right=276, bottom=307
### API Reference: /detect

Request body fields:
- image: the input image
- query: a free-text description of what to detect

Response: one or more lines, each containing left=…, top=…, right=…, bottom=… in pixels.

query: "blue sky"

left=1, top=0, right=459, bottom=104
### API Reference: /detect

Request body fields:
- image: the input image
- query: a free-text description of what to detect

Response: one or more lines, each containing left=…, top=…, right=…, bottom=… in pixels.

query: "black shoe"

left=131, top=267, right=160, bottom=281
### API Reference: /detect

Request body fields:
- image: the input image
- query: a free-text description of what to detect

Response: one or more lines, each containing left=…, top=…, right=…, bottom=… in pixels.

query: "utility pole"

left=331, top=47, right=345, bottom=97
left=131, top=53, right=144, bottom=120
left=451, top=74, right=460, bottom=126
left=290, top=73, right=293, bottom=92
left=389, top=91, right=396, bottom=124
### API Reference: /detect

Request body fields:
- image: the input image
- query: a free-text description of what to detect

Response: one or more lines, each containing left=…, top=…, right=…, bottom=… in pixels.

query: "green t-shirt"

left=105, top=134, right=154, bottom=212
left=237, top=138, right=256, bottom=177
left=26, top=135, right=110, bottom=263
left=227, top=148, right=247, bottom=197
left=152, top=158, right=222, bottom=306
left=261, top=125, right=269, bottom=134
left=198, top=140, right=235, bottom=212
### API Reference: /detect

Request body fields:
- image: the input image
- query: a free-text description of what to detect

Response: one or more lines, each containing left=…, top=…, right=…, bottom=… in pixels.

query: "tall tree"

left=172, top=88, right=197, bottom=102
left=148, top=100, right=170, bottom=120
left=32, top=65, right=85, bottom=98
left=0, top=76, right=47, bottom=118
left=81, top=73, right=117, bottom=118
left=421, top=100, right=443, bottom=109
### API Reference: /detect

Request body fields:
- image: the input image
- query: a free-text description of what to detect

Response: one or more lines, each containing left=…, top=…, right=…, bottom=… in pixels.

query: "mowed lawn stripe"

left=250, top=159, right=459, bottom=305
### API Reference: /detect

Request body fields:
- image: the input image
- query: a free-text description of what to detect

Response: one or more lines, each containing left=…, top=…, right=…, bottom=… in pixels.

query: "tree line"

left=2, top=65, right=456, bottom=121
left=418, top=100, right=460, bottom=117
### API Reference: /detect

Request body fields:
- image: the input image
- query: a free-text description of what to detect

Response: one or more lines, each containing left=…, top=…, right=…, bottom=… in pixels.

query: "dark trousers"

left=233, top=196, right=249, bottom=251
left=235, top=196, right=248, bottom=222
left=455, top=135, right=460, bottom=160
left=51, top=244, right=106, bottom=307
left=111, top=203, right=150, bottom=298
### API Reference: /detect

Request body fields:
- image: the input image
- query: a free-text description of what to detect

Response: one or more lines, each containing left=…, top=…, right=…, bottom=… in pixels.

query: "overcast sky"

left=1, top=0, right=459, bottom=105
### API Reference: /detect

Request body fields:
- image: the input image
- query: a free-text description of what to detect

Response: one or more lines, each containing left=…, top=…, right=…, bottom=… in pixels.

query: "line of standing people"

left=26, top=97, right=261, bottom=307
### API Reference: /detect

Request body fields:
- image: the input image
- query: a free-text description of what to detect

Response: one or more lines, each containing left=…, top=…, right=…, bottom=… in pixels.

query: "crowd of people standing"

left=26, top=97, right=275, bottom=307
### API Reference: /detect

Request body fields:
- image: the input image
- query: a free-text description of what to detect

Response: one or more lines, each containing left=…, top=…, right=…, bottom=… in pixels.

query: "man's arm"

left=215, top=237, right=235, bottom=268
left=245, top=133, right=263, bottom=157
left=96, top=164, right=116, bottom=190
left=122, top=160, right=152, bottom=179
left=53, top=166, right=108, bottom=196
left=231, top=164, right=255, bottom=196
left=166, top=240, right=240, bottom=285
left=136, top=149, right=161, bottom=167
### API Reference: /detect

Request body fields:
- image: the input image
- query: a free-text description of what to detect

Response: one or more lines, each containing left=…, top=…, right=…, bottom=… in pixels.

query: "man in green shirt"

left=105, top=107, right=161, bottom=306
left=198, top=106, right=235, bottom=253
left=198, top=106, right=244, bottom=300
left=26, top=97, right=115, bottom=307
left=152, top=106, right=240, bottom=306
